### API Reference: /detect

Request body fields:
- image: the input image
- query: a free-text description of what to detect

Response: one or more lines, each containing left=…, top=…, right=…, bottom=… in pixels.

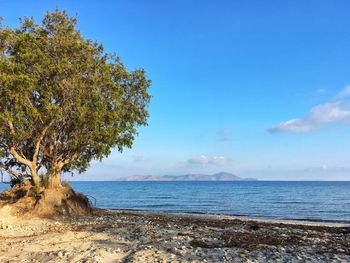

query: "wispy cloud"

left=334, top=86, right=350, bottom=101
left=269, top=86, right=350, bottom=133
left=315, top=88, right=327, bottom=96
left=188, top=155, right=231, bottom=166
left=217, top=129, right=231, bottom=142
left=133, top=155, right=151, bottom=162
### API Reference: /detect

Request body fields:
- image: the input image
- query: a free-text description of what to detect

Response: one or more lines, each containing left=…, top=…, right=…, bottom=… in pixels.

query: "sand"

left=0, top=206, right=349, bottom=262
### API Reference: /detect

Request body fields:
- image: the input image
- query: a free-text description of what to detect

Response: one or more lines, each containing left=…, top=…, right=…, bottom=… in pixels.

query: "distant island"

left=114, top=172, right=257, bottom=181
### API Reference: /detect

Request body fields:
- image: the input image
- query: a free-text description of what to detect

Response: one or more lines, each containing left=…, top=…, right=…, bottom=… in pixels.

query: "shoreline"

left=106, top=208, right=350, bottom=227
left=0, top=207, right=349, bottom=262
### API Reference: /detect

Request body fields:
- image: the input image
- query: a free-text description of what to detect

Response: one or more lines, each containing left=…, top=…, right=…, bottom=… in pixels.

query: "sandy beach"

left=1, top=2, right=349, bottom=263
left=0, top=207, right=349, bottom=263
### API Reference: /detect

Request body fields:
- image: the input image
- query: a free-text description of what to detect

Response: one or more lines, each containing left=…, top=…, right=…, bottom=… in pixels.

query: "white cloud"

left=187, top=155, right=231, bottom=166
left=188, top=155, right=210, bottom=165
left=133, top=155, right=151, bottom=162
left=269, top=86, right=350, bottom=133
left=211, top=156, right=229, bottom=165
left=312, top=102, right=350, bottom=123
left=334, top=85, right=350, bottom=100
left=269, top=118, right=314, bottom=133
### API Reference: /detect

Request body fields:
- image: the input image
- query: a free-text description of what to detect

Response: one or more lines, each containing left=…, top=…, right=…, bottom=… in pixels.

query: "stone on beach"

left=0, top=208, right=349, bottom=262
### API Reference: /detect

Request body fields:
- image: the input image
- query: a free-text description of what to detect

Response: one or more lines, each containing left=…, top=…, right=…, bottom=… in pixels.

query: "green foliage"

left=0, top=9, right=151, bottom=180
left=10, top=176, right=25, bottom=188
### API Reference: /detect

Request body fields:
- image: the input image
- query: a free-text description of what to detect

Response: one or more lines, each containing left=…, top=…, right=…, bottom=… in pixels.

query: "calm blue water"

left=1, top=181, right=349, bottom=222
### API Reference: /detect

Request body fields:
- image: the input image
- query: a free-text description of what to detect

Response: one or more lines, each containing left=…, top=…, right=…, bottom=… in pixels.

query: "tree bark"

left=50, top=172, right=62, bottom=188
left=9, top=147, right=40, bottom=186
left=7, top=121, right=52, bottom=187
left=49, top=163, right=63, bottom=188
left=30, top=166, right=40, bottom=186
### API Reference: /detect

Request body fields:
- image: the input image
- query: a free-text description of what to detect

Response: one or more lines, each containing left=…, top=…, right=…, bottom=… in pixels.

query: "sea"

left=1, top=181, right=349, bottom=223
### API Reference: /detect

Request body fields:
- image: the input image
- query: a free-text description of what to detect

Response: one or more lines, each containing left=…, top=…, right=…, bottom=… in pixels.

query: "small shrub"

left=61, top=180, right=71, bottom=188
left=28, top=185, right=41, bottom=198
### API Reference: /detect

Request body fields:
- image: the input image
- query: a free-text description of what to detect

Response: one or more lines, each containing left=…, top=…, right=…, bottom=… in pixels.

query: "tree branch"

left=5, top=121, right=29, bottom=163
left=0, top=163, right=21, bottom=179
left=33, top=121, right=53, bottom=164
left=10, top=147, right=32, bottom=167
left=7, top=120, right=15, bottom=134
left=59, top=152, right=78, bottom=168
left=26, top=95, right=44, bottom=124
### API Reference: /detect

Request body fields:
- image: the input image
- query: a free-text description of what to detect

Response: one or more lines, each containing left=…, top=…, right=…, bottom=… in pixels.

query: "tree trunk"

left=48, top=161, right=66, bottom=188
left=49, top=163, right=62, bottom=188
left=50, top=172, right=62, bottom=188
left=30, top=166, right=40, bottom=186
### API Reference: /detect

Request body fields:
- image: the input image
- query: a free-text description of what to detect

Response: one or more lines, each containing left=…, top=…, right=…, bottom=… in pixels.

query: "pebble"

left=1, top=210, right=349, bottom=263
left=57, top=251, right=63, bottom=258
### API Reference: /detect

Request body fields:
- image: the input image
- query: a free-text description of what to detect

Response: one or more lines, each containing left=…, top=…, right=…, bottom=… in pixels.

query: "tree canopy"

left=0, top=10, right=151, bottom=188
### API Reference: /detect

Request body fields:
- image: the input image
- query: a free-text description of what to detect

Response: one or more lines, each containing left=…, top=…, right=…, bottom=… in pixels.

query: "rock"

left=57, top=251, right=63, bottom=258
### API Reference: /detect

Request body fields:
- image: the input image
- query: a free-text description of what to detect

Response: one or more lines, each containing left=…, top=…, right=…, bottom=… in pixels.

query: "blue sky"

left=2, top=0, right=350, bottom=180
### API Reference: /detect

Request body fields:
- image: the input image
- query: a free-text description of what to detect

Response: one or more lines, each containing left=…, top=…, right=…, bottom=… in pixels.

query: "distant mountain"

left=114, top=172, right=257, bottom=181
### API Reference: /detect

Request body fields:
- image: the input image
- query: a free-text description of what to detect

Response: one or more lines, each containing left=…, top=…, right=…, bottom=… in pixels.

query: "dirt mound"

left=0, top=183, right=92, bottom=218
left=33, top=187, right=92, bottom=217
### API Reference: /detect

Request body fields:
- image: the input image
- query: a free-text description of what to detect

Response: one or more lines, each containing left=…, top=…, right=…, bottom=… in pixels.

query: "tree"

left=0, top=10, right=151, bottom=188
